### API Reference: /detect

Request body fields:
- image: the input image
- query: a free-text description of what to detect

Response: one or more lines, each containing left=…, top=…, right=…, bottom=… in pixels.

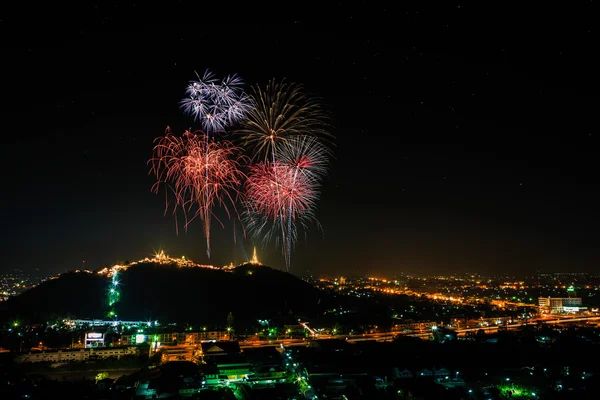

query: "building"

left=200, top=341, right=241, bottom=358
left=160, top=345, right=199, bottom=363
left=14, top=346, right=137, bottom=363
left=394, top=368, right=413, bottom=379
left=120, top=330, right=229, bottom=347
left=538, top=297, right=583, bottom=313
left=66, top=319, right=156, bottom=328
left=200, top=341, right=251, bottom=382
left=85, top=332, right=104, bottom=348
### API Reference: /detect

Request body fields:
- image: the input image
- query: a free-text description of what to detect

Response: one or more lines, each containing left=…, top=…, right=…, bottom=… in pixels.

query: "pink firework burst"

left=150, top=128, right=247, bottom=258
left=245, top=161, right=317, bottom=222
left=243, top=135, right=332, bottom=269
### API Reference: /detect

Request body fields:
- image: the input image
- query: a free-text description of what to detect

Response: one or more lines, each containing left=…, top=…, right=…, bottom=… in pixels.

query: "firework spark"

left=236, top=79, right=334, bottom=269
left=243, top=135, right=332, bottom=268
left=180, top=70, right=251, bottom=135
left=149, top=128, right=247, bottom=258
left=235, top=78, right=333, bottom=162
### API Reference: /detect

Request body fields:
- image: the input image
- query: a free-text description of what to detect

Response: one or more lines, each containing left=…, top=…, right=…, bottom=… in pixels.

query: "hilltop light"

left=96, top=252, right=221, bottom=277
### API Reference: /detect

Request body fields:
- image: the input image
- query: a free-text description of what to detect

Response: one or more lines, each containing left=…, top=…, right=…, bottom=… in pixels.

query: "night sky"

left=2, top=3, right=598, bottom=277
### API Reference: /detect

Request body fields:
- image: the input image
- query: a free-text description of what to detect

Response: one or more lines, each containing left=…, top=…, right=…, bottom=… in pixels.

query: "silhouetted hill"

left=116, top=262, right=331, bottom=326
left=0, top=262, right=333, bottom=327
left=0, top=271, right=106, bottom=324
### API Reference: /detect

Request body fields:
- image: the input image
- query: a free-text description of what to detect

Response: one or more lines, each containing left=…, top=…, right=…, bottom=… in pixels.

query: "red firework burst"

left=245, top=161, right=317, bottom=222
left=243, top=135, right=332, bottom=268
left=149, top=127, right=247, bottom=258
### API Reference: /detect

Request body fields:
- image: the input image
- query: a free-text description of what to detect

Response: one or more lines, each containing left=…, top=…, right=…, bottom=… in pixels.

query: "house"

left=393, top=368, right=413, bottom=379
left=244, top=365, right=288, bottom=387
left=200, top=342, right=249, bottom=382
left=252, top=365, right=287, bottom=380
left=418, top=368, right=433, bottom=377
left=199, top=363, right=226, bottom=387
left=214, top=355, right=252, bottom=381
left=200, top=341, right=241, bottom=358
left=160, top=345, right=198, bottom=363
left=134, top=361, right=203, bottom=398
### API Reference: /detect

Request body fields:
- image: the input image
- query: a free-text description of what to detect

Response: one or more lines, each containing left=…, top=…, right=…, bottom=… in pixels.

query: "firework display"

left=150, top=72, right=334, bottom=270
left=180, top=70, right=251, bottom=135
left=237, top=80, right=333, bottom=269
left=149, top=129, right=247, bottom=258
left=243, top=136, right=332, bottom=268
left=236, top=78, right=332, bottom=162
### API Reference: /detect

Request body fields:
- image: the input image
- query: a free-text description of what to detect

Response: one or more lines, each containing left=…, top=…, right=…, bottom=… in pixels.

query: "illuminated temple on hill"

left=96, top=250, right=219, bottom=278
left=96, top=248, right=262, bottom=277
left=250, top=247, right=261, bottom=265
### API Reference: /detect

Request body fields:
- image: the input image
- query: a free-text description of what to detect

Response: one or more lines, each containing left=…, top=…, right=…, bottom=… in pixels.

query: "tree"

left=95, top=371, right=109, bottom=383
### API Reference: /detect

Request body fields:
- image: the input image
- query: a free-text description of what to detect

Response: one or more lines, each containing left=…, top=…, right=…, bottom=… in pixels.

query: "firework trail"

left=149, top=128, right=247, bottom=258
left=243, top=135, right=332, bottom=268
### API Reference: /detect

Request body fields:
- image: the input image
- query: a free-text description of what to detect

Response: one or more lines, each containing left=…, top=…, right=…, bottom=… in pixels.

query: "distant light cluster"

left=96, top=250, right=220, bottom=278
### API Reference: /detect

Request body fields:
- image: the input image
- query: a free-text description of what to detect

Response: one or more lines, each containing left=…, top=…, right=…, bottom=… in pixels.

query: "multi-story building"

left=538, top=297, right=583, bottom=313
left=121, top=330, right=229, bottom=346
left=14, top=346, right=137, bottom=363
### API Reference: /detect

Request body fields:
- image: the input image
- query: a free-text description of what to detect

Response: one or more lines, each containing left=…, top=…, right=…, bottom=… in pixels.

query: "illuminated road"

left=451, top=315, right=600, bottom=337
left=238, top=315, right=600, bottom=348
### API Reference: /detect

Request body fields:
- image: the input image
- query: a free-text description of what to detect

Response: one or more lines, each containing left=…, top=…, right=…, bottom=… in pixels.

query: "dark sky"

left=1, top=3, right=598, bottom=277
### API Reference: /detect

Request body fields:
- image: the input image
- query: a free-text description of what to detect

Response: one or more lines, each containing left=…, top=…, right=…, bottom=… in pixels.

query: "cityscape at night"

left=1, top=252, right=599, bottom=399
left=1, top=2, right=598, bottom=400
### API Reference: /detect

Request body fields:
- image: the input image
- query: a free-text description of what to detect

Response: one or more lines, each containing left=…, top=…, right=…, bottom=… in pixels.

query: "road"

left=239, top=315, right=600, bottom=348
left=451, top=315, right=600, bottom=337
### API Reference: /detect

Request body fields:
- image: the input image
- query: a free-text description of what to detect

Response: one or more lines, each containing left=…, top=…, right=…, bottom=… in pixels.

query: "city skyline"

left=2, top=3, right=598, bottom=276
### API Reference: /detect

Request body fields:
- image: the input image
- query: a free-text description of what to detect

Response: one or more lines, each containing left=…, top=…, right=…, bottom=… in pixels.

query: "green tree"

left=95, top=371, right=109, bottom=383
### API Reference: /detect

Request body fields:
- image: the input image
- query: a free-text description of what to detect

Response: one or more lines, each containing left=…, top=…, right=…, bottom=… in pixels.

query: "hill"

left=0, top=262, right=333, bottom=328
left=0, top=270, right=107, bottom=324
